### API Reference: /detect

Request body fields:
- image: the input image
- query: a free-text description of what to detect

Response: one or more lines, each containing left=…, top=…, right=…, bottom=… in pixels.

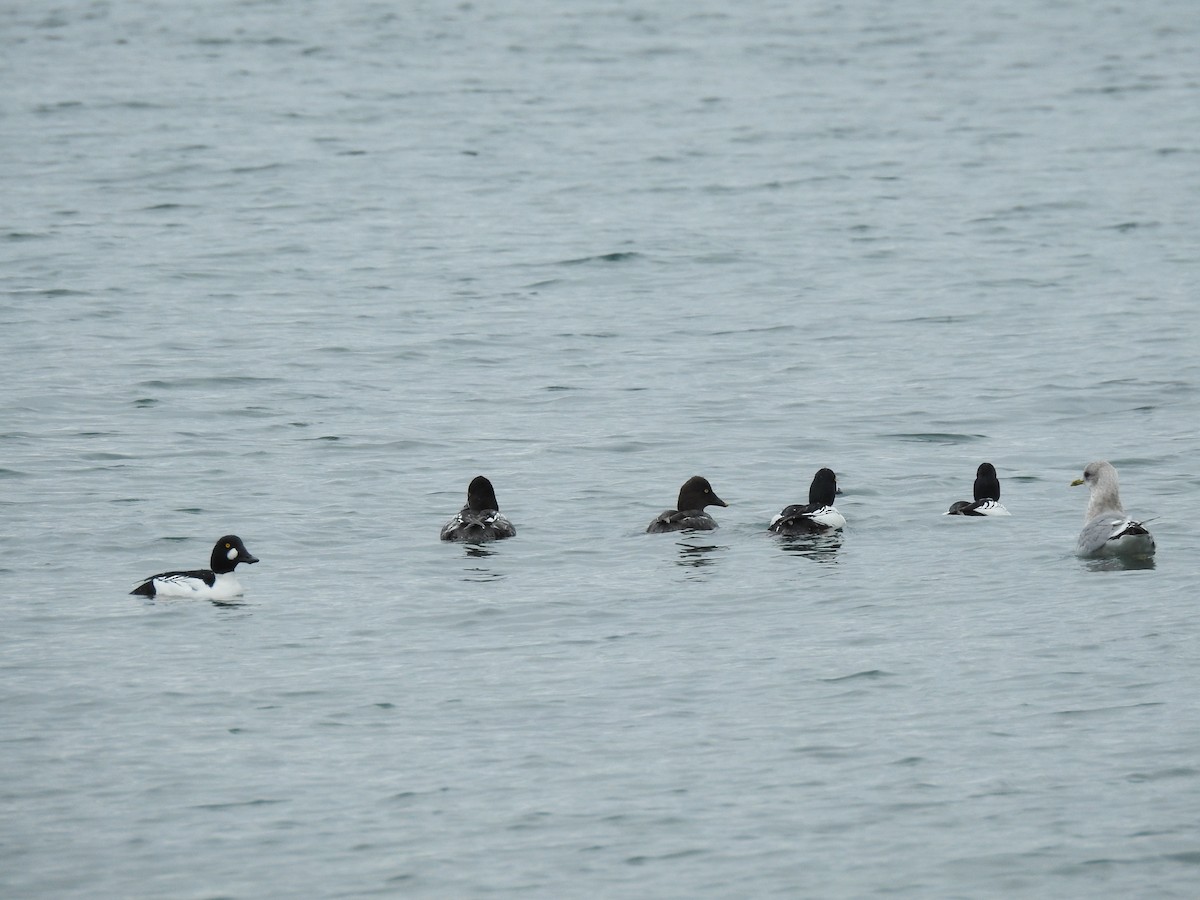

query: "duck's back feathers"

left=440, top=508, right=517, bottom=542
left=769, top=502, right=846, bottom=535
left=647, top=509, right=720, bottom=533
left=131, top=568, right=217, bottom=597
left=946, top=498, right=1010, bottom=517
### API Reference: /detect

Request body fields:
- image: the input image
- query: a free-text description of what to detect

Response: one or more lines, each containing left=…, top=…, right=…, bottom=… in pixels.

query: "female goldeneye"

left=440, top=475, right=516, bottom=542
left=946, top=462, right=1010, bottom=516
left=646, top=476, right=728, bottom=533
left=769, top=467, right=846, bottom=535
left=1071, top=460, right=1155, bottom=558
left=131, top=535, right=259, bottom=599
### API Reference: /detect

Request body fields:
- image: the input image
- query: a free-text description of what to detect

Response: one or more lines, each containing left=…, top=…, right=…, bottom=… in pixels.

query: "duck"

left=440, top=475, right=516, bottom=542
left=646, top=476, right=727, bottom=533
left=769, top=467, right=846, bottom=535
left=946, top=462, right=1010, bottom=516
left=1071, top=460, right=1155, bottom=557
left=131, top=535, right=259, bottom=599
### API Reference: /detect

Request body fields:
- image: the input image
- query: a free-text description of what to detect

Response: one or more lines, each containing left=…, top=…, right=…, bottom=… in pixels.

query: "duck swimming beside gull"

left=946, top=462, right=1010, bottom=516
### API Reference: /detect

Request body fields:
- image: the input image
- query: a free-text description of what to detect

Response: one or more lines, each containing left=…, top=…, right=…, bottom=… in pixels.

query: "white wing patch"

left=976, top=501, right=1011, bottom=516
left=153, top=574, right=208, bottom=598
left=152, top=572, right=242, bottom=600
left=806, top=506, right=847, bottom=529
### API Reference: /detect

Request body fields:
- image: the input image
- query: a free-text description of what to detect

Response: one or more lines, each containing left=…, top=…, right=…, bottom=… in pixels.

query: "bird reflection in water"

left=676, top=541, right=724, bottom=571
left=777, top=531, right=844, bottom=563
left=462, top=544, right=506, bottom=582
left=1082, top=554, right=1155, bottom=573
left=210, top=598, right=253, bottom=613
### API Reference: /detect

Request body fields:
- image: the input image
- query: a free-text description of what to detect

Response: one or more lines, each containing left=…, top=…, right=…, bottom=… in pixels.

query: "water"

left=3, top=0, right=1199, bottom=896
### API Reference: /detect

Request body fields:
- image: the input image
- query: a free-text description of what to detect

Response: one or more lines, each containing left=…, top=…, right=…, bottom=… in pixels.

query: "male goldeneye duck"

left=646, top=475, right=728, bottom=533
left=769, top=467, right=846, bottom=535
left=946, top=462, right=1010, bottom=516
left=440, top=475, right=516, bottom=542
left=131, top=534, right=259, bottom=599
left=1071, top=460, right=1155, bottom=558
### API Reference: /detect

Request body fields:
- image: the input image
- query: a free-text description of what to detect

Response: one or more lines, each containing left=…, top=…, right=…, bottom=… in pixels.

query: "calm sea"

left=3, top=0, right=1199, bottom=896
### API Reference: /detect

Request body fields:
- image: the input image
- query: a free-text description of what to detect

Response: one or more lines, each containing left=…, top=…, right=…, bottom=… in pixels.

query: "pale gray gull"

left=1071, top=461, right=1155, bottom=558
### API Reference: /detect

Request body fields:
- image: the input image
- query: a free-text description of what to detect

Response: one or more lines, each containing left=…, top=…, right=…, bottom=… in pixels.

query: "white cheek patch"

left=227, top=547, right=239, bottom=561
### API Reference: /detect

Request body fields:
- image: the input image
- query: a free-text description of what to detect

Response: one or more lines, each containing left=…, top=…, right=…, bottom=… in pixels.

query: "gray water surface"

left=3, top=1, right=1199, bottom=897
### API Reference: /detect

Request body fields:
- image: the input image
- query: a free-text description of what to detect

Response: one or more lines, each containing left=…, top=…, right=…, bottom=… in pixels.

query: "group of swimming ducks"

left=131, top=459, right=1156, bottom=600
